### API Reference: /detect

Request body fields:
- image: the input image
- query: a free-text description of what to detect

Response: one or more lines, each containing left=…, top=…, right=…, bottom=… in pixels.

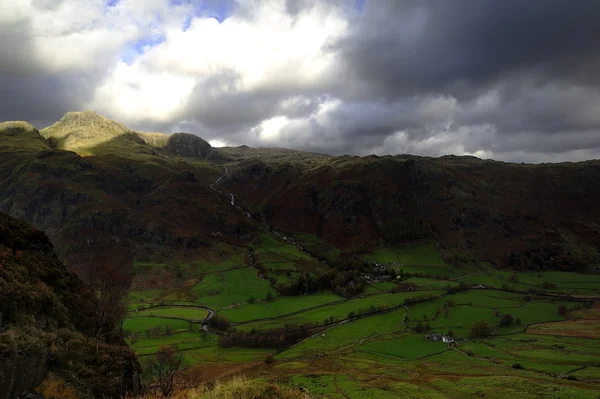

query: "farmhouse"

left=442, top=336, right=454, bottom=343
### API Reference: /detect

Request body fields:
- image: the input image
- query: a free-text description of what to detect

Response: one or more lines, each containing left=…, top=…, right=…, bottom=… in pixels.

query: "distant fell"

left=42, top=110, right=131, bottom=137
left=39, top=111, right=214, bottom=159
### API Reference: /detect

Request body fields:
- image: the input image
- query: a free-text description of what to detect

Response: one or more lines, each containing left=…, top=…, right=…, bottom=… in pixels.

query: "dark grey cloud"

left=337, top=0, right=600, bottom=99
left=0, top=17, right=75, bottom=126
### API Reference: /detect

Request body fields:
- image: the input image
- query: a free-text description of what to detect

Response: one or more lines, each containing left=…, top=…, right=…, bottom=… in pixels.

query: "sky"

left=1, top=0, right=600, bottom=162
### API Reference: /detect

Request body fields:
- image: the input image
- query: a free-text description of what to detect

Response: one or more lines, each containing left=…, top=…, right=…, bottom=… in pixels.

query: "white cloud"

left=91, top=61, right=195, bottom=122
left=89, top=0, right=348, bottom=123
left=250, top=115, right=289, bottom=141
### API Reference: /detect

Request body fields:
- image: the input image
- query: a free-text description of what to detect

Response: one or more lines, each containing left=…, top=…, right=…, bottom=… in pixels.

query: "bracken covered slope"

left=225, top=152, right=600, bottom=270
left=1, top=113, right=600, bottom=275
left=0, top=212, right=138, bottom=398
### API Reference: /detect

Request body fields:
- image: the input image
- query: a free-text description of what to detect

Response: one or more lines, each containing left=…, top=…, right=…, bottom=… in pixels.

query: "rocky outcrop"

left=165, top=132, right=212, bottom=158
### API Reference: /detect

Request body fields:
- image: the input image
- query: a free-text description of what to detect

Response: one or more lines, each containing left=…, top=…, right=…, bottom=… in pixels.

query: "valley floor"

left=125, top=236, right=600, bottom=398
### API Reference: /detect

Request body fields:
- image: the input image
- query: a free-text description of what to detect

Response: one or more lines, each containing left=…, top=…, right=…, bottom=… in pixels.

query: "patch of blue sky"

left=120, top=34, right=166, bottom=65
left=355, top=0, right=366, bottom=14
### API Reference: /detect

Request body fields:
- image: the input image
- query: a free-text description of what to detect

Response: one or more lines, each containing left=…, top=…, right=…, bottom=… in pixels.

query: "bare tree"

left=142, top=345, right=184, bottom=397
left=89, top=262, right=130, bottom=351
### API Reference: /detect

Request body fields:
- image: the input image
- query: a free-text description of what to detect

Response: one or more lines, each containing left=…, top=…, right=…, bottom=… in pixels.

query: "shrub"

left=499, top=314, right=514, bottom=327
left=558, top=304, right=568, bottom=317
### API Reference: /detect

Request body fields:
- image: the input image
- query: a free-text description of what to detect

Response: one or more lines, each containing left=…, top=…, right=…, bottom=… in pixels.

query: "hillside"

left=2, top=113, right=600, bottom=279
left=0, top=117, right=254, bottom=280
left=1, top=113, right=600, bottom=398
left=225, top=153, right=600, bottom=270
left=0, top=212, right=138, bottom=398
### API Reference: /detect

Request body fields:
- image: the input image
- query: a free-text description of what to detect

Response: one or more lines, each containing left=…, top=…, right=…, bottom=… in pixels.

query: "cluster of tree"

left=446, top=282, right=470, bottom=294
left=414, top=321, right=431, bottom=333
left=397, top=269, right=451, bottom=281
left=347, top=304, right=391, bottom=319
left=207, top=314, right=229, bottom=331
left=390, top=283, right=416, bottom=293
left=506, top=246, right=588, bottom=271
left=403, top=293, right=436, bottom=306
left=331, top=252, right=371, bottom=272
left=382, top=218, right=433, bottom=243
left=469, top=320, right=491, bottom=338
left=498, top=313, right=521, bottom=327
left=218, top=325, right=314, bottom=349
left=124, top=323, right=182, bottom=340
left=294, top=244, right=370, bottom=273
left=275, top=270, right=366, bottom=298
left=249, top=291, right=275, bottom=303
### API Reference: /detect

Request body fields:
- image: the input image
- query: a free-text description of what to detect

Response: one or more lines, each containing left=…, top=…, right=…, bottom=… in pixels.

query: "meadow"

left=124, top=234, right=600, bottom=397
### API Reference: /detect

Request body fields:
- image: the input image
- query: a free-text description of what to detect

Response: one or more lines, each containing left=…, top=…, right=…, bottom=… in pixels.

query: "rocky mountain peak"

left=47, top=111, right=131, bottom=136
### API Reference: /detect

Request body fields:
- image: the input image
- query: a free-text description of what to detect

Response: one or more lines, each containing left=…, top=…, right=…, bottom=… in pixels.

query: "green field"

left=238, top=291, right=439, bottom=331
left=133, top=306, right=209, bottom=320
left=191, top=268, right=276, bottom=308
left=123, top=316, right=190, bottom=334
left=361, top=335, right=448, bottom=359
left=220, top=291, right=344, bottom=323
left=253, top=233, right=332, bottom=285
left=363, top=242, right=447, bottom=266
left=124, top=239, right=600, bottom=398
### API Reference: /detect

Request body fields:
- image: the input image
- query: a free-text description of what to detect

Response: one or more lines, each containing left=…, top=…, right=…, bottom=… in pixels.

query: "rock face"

left=165, top=132, right=212, bottom=158
left=0, top=212, right=139, bottom=398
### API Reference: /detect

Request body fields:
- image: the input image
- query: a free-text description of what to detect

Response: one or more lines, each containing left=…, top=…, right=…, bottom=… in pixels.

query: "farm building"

left=425, top=334, right=442, bottom=341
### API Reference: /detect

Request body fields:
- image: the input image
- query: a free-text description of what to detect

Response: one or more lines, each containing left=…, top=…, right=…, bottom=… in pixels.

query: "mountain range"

left=1, top=111, right=599, bottom=280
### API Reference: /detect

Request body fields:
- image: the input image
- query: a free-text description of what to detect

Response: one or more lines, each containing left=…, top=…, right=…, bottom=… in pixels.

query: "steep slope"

left=0, top=118, right=255, bottom=279
left=2, top=112, right=600, bottom=275
left=224, top=153, right=600, bottom=271
left=0, top=212, right=138, bottom=398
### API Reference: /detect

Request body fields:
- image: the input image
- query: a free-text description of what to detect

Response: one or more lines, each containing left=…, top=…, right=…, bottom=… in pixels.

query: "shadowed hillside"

left=2, top=112, right=600, bottom=277
left=225, top=153, right=600, bottom=270
left=0, top=212, right=138, bottom=398
left=0, top=119, right=254, bottom=280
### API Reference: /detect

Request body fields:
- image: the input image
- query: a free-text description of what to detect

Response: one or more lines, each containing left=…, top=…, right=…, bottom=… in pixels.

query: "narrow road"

left=202, top=307, right=215, bottom=332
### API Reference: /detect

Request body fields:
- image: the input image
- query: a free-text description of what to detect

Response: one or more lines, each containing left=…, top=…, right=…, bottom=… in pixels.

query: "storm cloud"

left=1, top=0, right=599, bottom=162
